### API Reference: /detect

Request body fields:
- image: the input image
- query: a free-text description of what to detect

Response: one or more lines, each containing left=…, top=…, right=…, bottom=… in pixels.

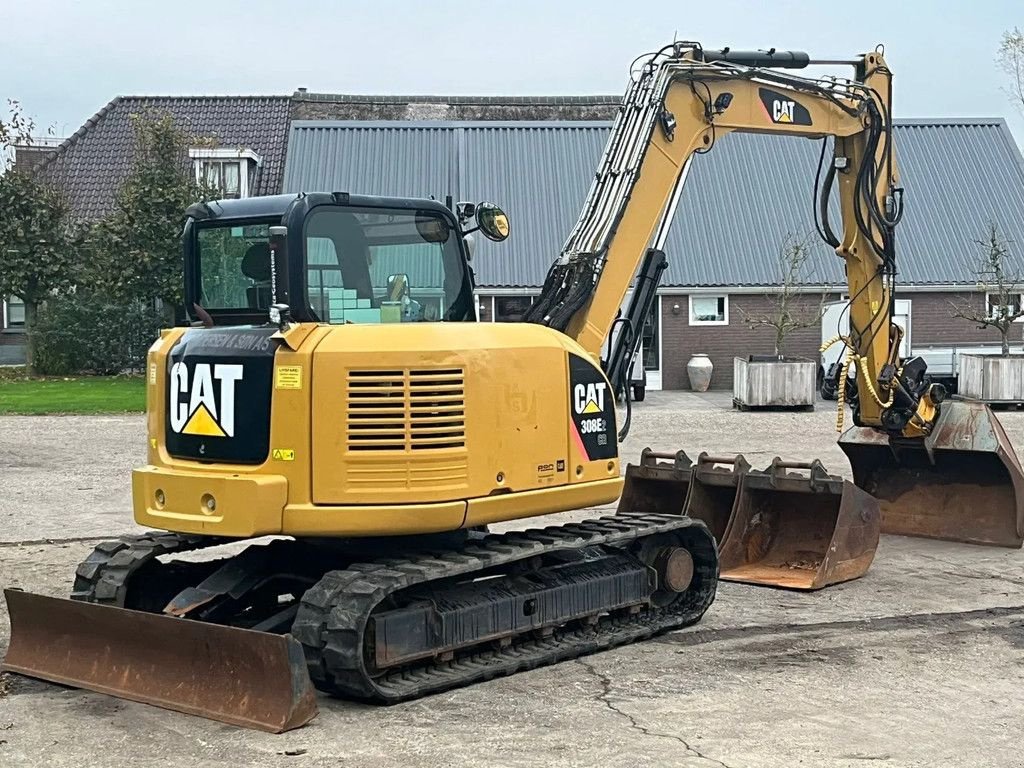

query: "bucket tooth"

left=839, top=399, right=1024, bottom=547
left=684, top=453, right=751, bottom=542
left=617, top=448, right=694, bottom=516
left=1, top=589, right=318, bottom=733
left=717, top=458, right=880, bottom=590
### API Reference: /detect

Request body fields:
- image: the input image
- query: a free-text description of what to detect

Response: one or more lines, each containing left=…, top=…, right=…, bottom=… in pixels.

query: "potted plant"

left=734, top=234, right=828, bottom=410
left=951, top=223, right=1024, bottom=402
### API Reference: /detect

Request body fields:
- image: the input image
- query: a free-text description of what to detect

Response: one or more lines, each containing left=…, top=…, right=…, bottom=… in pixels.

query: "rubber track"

left=291, top=511, right=718, bottom=703
left=71, top=531, right=226, bottom=606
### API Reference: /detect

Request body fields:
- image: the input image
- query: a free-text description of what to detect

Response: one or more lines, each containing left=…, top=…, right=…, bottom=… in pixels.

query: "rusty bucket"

left=617, top=448, right=694, bottom=516
left=2, top=589, right=318, bottom=732
left=717, top=459, right=881, bottom=590
left=684, top=453, right=751, bottom=543
left=839, top=399, right=1024, bottom=547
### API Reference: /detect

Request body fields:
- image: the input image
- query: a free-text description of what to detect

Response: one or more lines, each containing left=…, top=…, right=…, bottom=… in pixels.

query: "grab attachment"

left=717, top=458, right=880, bottom=590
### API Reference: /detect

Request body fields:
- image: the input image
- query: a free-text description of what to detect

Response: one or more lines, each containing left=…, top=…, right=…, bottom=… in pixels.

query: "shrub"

left=32, top=293, right=164, bottom=375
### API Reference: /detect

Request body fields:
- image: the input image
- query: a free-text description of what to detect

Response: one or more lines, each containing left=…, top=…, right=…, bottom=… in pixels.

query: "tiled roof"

left=37, top=95, right=292, bottom=221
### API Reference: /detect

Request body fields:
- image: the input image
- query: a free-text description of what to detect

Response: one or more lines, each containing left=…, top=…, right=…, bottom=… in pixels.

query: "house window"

left=689, top=295, right=728, bottom=325
left=641, top=298, right=659, bottom=370
left=4, top=296, right=25, bottom=329
left=476, top=295, right=492, bottom=321
left=198, top=160, right=243, bottom=198
left=985, top=293, right=1024, bottom=323
left=189, top=148, right=261, bottom=199
left=494, top=295, right=534, bottom=322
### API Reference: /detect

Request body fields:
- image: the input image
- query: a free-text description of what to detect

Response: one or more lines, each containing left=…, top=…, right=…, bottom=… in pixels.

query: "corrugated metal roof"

left=282, top=118, right=1024, bottom=288
left=283, top=122, right=457, bottom=199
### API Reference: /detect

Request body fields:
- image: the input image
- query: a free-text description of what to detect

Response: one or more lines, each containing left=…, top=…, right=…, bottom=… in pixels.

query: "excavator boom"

left=529, top=41, right=1024, bottom=548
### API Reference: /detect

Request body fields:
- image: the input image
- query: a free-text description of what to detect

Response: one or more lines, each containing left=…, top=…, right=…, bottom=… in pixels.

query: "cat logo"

left=772, top=100, right=796, bottom=123
left=573, top=382, right=607, bottom=415
left=758, top=87, right=812, bottom=126
left=168, top=362, right=243, bottom=438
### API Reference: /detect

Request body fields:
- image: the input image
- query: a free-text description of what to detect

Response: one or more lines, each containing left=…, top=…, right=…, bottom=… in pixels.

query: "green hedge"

left=33, top=294, right=164, bottom=375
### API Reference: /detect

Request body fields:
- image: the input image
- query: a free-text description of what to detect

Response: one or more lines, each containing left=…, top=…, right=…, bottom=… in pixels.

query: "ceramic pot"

left=687, top=353, right=713, bottom=392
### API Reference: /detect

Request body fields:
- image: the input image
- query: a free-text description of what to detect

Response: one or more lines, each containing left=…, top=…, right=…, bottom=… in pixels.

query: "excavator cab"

left=182, top=192, right=508, bottom=330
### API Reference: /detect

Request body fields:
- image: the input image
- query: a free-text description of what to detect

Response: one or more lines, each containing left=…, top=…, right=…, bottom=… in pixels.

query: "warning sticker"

left=272, top=448, right=295, bottom=461
left=275, top=366, right=303, bottom=390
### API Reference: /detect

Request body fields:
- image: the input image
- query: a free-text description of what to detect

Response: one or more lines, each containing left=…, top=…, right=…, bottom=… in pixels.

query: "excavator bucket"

left=2, top=589, right=318, bottom=732
left=684, top=454, right=751, bottom=542
left=717, top=459, right=881, bottom=590
left=839, top=399, right=1024, bottom=547
left=617, top=448, right=694, bottom=516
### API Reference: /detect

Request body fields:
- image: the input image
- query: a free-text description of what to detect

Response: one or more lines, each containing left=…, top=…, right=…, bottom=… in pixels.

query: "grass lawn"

left=0, top=370, right=146, bottom=415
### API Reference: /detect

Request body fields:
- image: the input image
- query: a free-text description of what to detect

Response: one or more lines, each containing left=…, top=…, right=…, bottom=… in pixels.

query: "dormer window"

left=189, top=148, right=261, bottom=199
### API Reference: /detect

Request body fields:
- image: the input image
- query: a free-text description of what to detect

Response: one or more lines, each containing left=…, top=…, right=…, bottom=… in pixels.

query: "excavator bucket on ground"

left=839, top=399, right=1024, bottom=547
left=685, top=454, right=752, bottom=542
left=618, top=451, right=879, bottom=590
left=1, top=589, right=318, bottom=732
left=717, top=459, right=881, bottom=590
left=616, top=449, right=694, bottom=516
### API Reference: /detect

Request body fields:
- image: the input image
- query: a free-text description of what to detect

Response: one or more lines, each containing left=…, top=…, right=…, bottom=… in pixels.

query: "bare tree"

left=741, top=234, right=831, bottom=357
left=998, top=27, right=1024, bottom=114
left=949, top=223, right=1021, bottom=357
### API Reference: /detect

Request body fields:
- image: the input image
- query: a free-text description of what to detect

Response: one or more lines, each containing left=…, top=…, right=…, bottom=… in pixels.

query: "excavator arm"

left=528, top=42, right=936, bottom=438
left=529, top=41, right=1024, bottom=547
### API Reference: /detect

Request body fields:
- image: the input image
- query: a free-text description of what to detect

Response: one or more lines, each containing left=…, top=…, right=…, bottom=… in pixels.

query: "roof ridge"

left=290, top=92, right=621, bottom=104
left=894, top=116, right=1007, bottom=125
left=116, top=94, right=292, bottom=101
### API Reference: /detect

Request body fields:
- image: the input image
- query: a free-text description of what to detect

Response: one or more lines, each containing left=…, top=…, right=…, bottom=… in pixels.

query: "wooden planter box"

left=733, top=356, right=816, bottom=410
left=959, top=354, right=1024, bottom=403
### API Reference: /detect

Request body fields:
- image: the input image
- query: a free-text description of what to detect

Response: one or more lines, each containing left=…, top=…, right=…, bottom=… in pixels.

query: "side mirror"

left=475, top=203, right=510, bottom=242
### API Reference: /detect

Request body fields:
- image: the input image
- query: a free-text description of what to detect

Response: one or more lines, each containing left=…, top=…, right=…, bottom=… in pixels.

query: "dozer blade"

left=839, top=398, right=1024, bottom=547
left=717, top=459, right=880, bottom=590
left=617, top=448, right=694, bottom=516
left=684, top=453, right=751, bottom=542
left=2, top=589, right=318, bottom=732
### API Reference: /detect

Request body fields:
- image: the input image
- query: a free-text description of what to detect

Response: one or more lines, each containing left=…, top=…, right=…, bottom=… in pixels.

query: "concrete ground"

left=1, top=392, right=1023, bottom=767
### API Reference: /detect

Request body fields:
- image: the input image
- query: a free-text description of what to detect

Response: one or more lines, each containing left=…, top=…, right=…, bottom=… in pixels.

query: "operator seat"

left=241, top=242, right=272, bottom=309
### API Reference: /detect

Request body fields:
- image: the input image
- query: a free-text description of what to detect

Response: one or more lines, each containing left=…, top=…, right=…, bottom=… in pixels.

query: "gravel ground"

left=2, top=392, right=1024, bottom=767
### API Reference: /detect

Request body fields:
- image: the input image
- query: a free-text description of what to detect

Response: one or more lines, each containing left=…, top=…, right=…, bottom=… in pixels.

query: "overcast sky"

left=4, top=0, right=1022, bottom=143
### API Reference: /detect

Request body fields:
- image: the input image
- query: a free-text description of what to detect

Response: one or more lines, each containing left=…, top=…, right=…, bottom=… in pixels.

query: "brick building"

left=7, top=93, right=1024, bottom=388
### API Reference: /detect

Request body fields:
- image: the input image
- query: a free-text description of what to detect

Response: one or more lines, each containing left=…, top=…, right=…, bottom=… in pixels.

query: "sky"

left=2, top=0, right=1022, bottom=144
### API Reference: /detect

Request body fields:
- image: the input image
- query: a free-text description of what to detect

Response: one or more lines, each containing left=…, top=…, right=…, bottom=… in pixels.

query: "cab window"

left=304, top=206, right=471, bottom=323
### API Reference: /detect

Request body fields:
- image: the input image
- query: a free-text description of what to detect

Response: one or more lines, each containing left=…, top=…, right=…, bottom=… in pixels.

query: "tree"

left=90, top=113, right=214, bottom=318
left=998, top=27, right=1024, bottom=114
left=0, top=100, right=77, bottom=371
left=949, top=223, right=1021, bottom=357
left=741, top=234, right=830, bottom=357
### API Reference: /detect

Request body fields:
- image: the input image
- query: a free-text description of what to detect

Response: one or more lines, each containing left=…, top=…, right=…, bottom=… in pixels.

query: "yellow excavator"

left=5, top=41, right=1023, bottom=732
